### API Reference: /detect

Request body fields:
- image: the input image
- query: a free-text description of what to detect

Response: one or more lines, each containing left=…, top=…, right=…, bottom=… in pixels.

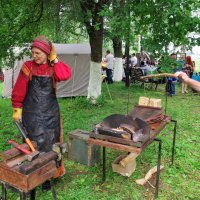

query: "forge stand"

left=1, top=179, right=57, bottom=200
left=0, top=144, right=58, bottom=200
left=89, top=118, right=177, bottom=199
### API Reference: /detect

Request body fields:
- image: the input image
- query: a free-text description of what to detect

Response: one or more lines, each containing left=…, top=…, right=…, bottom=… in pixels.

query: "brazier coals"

left=92, top=114, right=150, bottom=147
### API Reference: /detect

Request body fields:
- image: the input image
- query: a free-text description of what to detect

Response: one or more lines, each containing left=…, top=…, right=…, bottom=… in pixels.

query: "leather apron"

left=22, top=75, right=60, bottom=152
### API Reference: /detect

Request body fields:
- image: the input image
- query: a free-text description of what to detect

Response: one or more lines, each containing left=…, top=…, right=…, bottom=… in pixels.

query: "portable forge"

left=90, top=105, right=166, bottom=148
left=0, top=141, right=65, bottom=199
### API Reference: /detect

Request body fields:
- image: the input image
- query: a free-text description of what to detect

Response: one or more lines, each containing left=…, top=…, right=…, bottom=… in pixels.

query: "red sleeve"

left=11, top=65, right=30, bottom=108
left=53, top=61, right=72, bottom=82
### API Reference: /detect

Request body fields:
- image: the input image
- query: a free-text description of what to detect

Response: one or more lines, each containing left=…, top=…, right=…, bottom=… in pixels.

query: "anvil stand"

left=101, top=119, right=177, bottom=199
left=1, top=178, right=57, bottom=200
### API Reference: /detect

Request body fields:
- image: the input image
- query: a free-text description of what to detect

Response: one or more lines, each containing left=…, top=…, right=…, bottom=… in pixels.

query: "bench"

left=130, top=68, right=161, bottom=90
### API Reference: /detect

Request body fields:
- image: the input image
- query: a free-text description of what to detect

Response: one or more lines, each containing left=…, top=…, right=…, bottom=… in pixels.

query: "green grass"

left=0, top=82, right=3, bottom=96
left=0, top=81, right=199, bottom=200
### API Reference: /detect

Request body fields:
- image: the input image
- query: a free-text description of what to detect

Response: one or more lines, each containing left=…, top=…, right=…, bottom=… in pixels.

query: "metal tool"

left=15, top=121, right=36, bottom=152
left=8, top=140, right=39, bottom=161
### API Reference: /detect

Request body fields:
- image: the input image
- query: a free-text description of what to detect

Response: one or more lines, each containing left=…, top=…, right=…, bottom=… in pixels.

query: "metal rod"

left=30, top=189, right=36, bottom=200
left=165, top=80, right=168, bottom=114
left=171, top=119, right=177, bottom=165
left=1, top=182, right=6, bottom=200
left=154, top=138, right=162, bottom=199
left=102, top=147, right=106, bottom=182
left=20, top=192, right=27, bottom=200
left=50, top=179, right=57, bottom=200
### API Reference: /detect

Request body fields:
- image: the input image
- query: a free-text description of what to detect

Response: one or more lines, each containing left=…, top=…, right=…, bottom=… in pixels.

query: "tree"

left=0, top=0, right=199, bottom=98
left=130, top=0, right=200, bottom=55
left=67, top=0, right=111, bottom=99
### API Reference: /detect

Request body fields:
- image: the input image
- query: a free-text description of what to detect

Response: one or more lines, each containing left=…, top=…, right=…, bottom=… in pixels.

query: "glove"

left=12, top=108, right=22, bottom=122
left=48, top=45, right=58, bottom=64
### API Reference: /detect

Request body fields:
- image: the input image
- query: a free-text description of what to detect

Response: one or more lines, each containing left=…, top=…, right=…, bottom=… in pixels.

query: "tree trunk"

left=80, top=1, right=108, bottom=99
left=113, top=38, right=122, bottom=58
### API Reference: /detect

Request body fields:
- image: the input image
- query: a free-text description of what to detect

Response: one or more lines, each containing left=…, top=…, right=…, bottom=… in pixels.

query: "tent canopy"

left=2, top=43, right=91, bottom=98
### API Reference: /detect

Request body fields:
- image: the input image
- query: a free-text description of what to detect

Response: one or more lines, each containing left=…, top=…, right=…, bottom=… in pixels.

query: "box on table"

left=67, top=129, right=100, bottom=166
left=149, top=98, right=162, bottom=108
left=138, top=97, right=149, bottom=106
left=139, top=96, right=162, bottom=108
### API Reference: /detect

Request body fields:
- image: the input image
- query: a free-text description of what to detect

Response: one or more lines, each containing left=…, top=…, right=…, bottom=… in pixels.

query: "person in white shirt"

left=104, top=50, right=114, bottom=84
left=131, top=53, right=138, bottom=68
left=130, top=53, right=138, bottom=76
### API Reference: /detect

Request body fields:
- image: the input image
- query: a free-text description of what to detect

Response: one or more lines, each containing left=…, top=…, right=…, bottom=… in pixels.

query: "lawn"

left=0, top=81, right=199, bottom=200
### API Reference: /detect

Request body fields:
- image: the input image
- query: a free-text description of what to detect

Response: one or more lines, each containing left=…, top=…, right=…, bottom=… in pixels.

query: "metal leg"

left=165, top=82, right=168, bottom=115
left=20, top=192, right=27, bottom=200
left=50, top=179, right=57, bottom=200
left=1, top=183, right=6, bottom=200
left=171, top=119, right=177, bottom=165
left=102, top=147, right=106, bottom=182
left=154, top=138, right=162, bottom=199
left=30, top=189, right=36, bottom=200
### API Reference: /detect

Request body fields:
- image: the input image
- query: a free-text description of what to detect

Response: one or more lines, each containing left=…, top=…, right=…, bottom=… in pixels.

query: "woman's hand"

left=48, top=45, right=57, bottom=64
left=12, top=108, right=22, bottom=122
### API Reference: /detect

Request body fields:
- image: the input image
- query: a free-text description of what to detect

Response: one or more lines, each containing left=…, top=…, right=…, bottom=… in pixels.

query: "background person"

left=104, top=50, right=114, bottom=84
left=182, top=55, right=194, bottom=93
left=11, top=35, right=71, bottom=190
left=129, top=53, right=137, bottom=77
left=166, top=53, right=177, bottom=96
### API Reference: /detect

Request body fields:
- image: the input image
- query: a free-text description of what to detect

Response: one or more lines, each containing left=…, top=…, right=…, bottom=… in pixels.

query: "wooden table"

left=88, top=117, right=177, bottom=198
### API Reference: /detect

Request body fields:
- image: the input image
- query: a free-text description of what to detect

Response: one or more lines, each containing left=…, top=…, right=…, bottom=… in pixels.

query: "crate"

left=112, top=154, right=136, bottom=177
left=67, top=129, right=100, bottom=166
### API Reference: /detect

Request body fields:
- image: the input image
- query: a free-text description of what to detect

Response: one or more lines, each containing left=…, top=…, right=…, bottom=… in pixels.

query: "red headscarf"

left=31, top=36, right=51, bottom=55
left=186, top=55, right=195, bottom=71
left=186, top=56, right=193, bottom=66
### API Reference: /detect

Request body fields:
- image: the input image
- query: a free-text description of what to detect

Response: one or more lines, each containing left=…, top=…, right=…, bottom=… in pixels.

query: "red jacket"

left=12, top=60, right=71, bottom=108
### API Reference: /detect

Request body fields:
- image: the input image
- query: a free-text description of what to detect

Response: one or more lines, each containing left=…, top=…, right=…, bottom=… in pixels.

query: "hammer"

left=8, top=140, right=39, bottom=161
left=15, top=121, right=36, bottom=152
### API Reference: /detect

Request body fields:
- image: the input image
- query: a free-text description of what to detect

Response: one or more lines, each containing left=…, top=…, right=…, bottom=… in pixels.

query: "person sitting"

left=140, top=60, right=148, bottom=75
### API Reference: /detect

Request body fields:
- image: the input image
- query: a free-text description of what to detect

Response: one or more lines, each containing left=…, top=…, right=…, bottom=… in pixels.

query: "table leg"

left=171, top=119, right=177, bottom=165
left=102, top=147, right=106, bottom=182
left=154, top=138, right=162, bottom=199
left=50, top=179, right=57, bottom=200
left=1, top=182, right=6, bottom=200
left=30, top=189, right=36, bottom=200
left=20, top=192, right=27, bottom=200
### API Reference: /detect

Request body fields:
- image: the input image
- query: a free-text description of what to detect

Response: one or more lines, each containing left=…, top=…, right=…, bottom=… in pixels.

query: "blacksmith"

left=11, top=35, right=72, bottom=190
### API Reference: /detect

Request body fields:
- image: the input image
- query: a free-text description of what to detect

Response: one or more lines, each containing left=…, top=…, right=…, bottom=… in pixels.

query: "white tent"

left=2, top=44, right=91, bottom=98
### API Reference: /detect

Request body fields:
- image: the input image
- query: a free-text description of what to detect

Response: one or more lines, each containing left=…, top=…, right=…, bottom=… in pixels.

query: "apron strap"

left=50, top=67, right=56, bottom=89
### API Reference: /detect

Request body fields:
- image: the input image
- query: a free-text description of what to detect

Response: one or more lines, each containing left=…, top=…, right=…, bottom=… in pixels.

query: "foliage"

left=157, top=55, right=182, bottom=73
left=131, top=0, right=200, bottom=55
left=0, top=0, right=199, bottom=68
left=0, top=81, right=199, bottom=199
left=0, top=0, right=87, bottom=69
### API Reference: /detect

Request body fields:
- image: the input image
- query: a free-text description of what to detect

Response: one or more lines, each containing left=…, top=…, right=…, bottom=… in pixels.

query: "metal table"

left=88, top=117, right=177, bottom=199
